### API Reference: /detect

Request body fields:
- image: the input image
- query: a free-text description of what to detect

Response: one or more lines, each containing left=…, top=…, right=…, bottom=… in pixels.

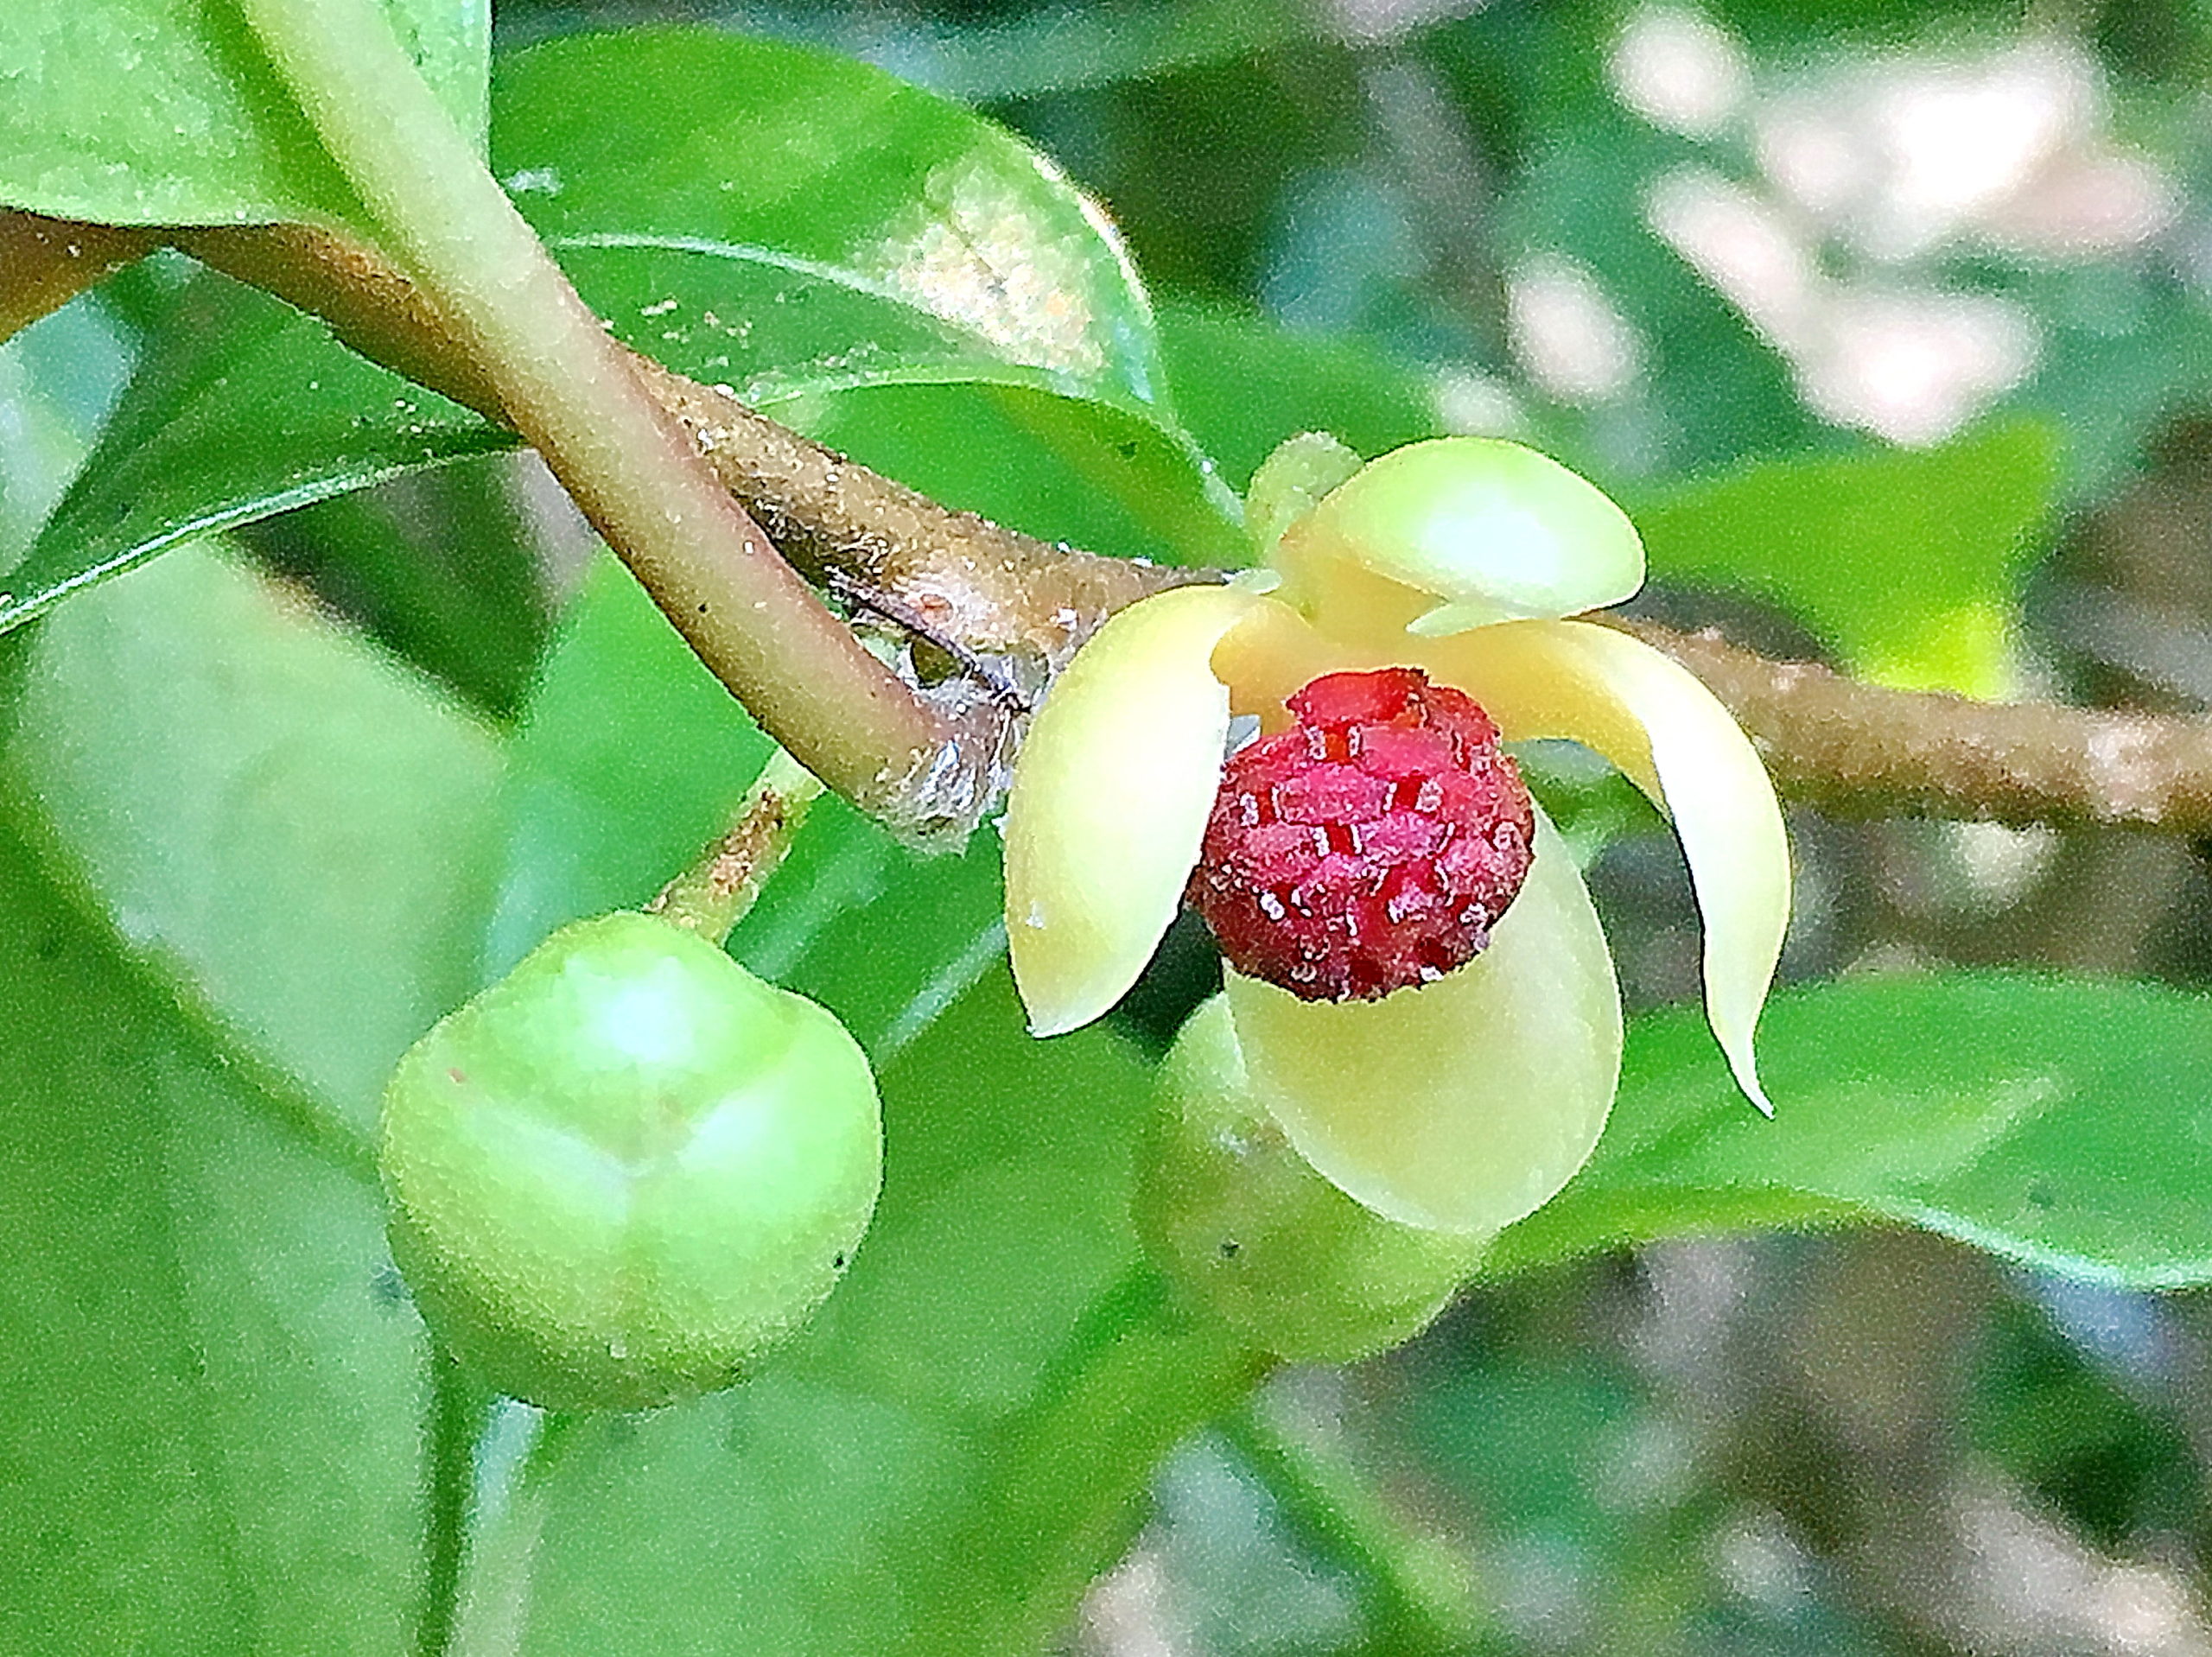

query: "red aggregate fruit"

left=1189, top=667, right=1536, bottom=1001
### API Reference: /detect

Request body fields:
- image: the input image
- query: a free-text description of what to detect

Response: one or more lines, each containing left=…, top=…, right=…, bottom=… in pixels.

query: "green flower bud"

left=380, top=911, right=880, bottom=1411
left=1244, top=430, right=1363, bottom=556
left=1135, top=996, right=1483, bottom=1363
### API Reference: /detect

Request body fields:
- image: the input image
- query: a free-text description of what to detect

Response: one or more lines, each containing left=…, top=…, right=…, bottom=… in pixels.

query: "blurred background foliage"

left=10, top=0, right=2212, bottom=1653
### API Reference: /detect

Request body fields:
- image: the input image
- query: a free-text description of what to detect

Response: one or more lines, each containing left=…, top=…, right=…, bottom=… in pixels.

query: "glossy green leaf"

left=454, top=968, right=1259, bottom=1657
left=1632, top=422, right=2060, bottom=695
left=1491, top=974, right=2212, bottom=1289
left=6, top=539, right=505, bottom=1141
left=0, top=794, right=429, bottom=1654
left=496, top=28, right=1166, bottom=416
left=0, top=0, right=486, bottom=226
left=1156, top=300, right=1446, bottom=492
left=0, top=529, right=513, bottom=1647
left=3, top=276, right=507, bottom=637
left=9, top=26, right=1229, bottom=630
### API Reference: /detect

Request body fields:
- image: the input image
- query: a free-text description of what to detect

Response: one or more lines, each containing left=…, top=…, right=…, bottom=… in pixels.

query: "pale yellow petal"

left=1205, top=594, right=1343, bottom=730
left=1277, top=438, right=1644, bottom=638
left=1224, top=809, right=1622, bottom=1235
left=1417, top=619, right=1789, bottom=1112
left=1005, top=584, right=1262, bottom=1037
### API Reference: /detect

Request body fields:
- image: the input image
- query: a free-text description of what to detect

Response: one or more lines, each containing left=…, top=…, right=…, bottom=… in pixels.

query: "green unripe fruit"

left=1134, top=996, right=1483, bottom=1363
left=379, top=911, right=880, bottom=1412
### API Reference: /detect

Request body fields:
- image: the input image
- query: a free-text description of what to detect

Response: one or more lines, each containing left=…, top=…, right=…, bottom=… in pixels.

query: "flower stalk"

left=646, top=749, right=825, bottom=946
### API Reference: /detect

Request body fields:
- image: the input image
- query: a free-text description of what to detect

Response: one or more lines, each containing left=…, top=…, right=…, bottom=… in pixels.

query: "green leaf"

left=0, top=293, right=125, bottom=568
left=454, top=969, right=1258, bottom=1657
left=5, top=539, right=505, bottom=1141
left=1968, top=1300, right=2202, bottom=1552
left=1155, top=300, right=1446, bottom=492
left=0, top=530, right=515, bottom=1647
left=496, top=28, right=1166, bottom=417
left=595, top=0, right=1322, bottom=104
left=0, top=0, right=487, bottom=226
left=235, top=457, right=553, bottom=723
left=1631, top=422, right=2061, bottom=695
left=0, top=802, right=429, bottom=1654
left=3, top=276, right=508, bottom=637
left=9, top=25, right=1230, bottom=630
left=1490, top=974, right=2212, bottom=1289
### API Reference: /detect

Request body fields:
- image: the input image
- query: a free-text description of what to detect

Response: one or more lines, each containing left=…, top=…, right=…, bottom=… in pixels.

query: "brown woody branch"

left=0, top=215, right=154, bottom=341
left=19, top=213, right=2212, bottom=836
left=624, top=355, right=1199, bottom=680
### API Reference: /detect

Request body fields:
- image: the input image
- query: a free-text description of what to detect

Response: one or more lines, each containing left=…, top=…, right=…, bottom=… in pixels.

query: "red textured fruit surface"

left=1189, top=667, right=1535, bottom=1001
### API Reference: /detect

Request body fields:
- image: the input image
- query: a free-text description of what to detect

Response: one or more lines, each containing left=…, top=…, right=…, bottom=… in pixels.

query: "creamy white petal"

left=1278, top=439, right=1644, bottom=636
left=1005, top=584, right=1262, bottom=1037
left=1224, top=809, right=1622, bottom=1235
left=1418, top=619, right=1789, bottom=1112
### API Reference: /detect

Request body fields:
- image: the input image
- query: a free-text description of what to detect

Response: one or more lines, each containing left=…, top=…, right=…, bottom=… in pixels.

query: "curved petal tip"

left=1291, top=438, right=1645, bottom=627
left=1414, top=620, right=1789, bottom=1113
